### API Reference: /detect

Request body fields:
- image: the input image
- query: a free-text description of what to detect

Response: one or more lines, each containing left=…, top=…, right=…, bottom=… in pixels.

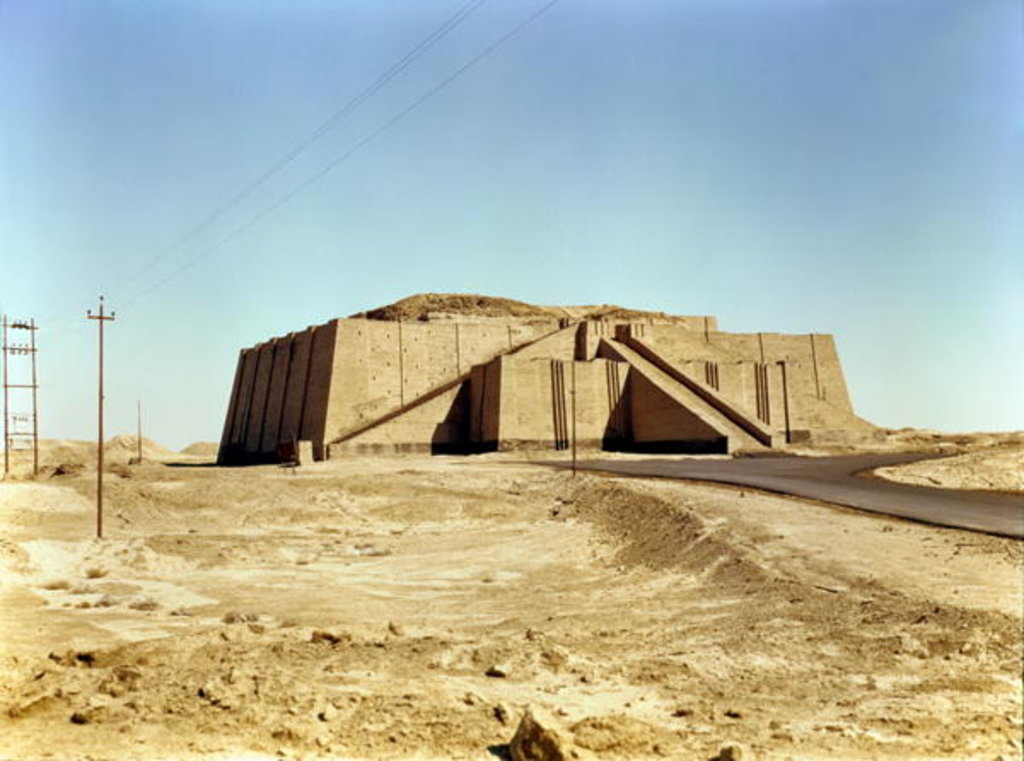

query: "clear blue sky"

left=1, top=0, right=1021, bottom=450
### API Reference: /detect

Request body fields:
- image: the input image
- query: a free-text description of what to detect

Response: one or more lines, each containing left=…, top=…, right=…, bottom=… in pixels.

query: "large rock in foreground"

left=509, top=709, right=569, bottom=761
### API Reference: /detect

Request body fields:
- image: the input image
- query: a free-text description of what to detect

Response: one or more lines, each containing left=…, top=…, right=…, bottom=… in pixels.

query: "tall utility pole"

left=86, top=297, right=115, bottom=539
left=136, top=399, right=142, bottom=464
left=2, top=316, right=40, bottom=478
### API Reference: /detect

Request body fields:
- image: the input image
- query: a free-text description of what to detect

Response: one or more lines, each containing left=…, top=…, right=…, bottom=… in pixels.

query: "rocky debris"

left=47, top=651, right=96, bottom=668
left=222, top=611, right=260, bottom=624
left=196, top=681, right=235, bottom=710
left=128, top=597, right=159, bottom=612
left=715, top=742, right=747, bottom=761
left=570, top=714, right=673, bottom=755
left=7, top=692, right=57, bottom=719
left=310, top=629, right=349, bottom=646
left=485, top=664, right=508, bottom=678
left=509, top=709, right=568, bottom=761
left=494, top=703, right=511, bottom=725
left=350, top=542, right=391, bottom=557
left=50, top=462, right=84, bottom=477
left=316, top=703, right=338, bottom=722
left=98, top=666, right=142, bottom=698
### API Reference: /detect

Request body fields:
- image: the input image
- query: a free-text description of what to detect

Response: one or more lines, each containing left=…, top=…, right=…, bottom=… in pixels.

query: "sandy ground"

left=0, top=444, right=1021, bottom=760
left=874, top=444, right=1024, bottom=494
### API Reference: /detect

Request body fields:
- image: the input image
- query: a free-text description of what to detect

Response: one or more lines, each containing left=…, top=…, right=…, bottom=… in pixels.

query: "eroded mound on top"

left=350, top=293, right=693, bottom=324
left=352, top=293, right=552, bottom=322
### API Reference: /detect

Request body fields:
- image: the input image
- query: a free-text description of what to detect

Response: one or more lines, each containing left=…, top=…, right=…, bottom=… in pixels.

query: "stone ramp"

left=328, top=372, right=471, bottom=452
left=619, top=335, right=775, bottom=447
left=599, top=338, right=772, bottom=452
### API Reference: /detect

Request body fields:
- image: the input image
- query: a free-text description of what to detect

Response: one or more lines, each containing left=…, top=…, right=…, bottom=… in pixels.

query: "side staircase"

left=598, top=337, right=774, bottom=452
left=328, top=323, right=578, bottom=451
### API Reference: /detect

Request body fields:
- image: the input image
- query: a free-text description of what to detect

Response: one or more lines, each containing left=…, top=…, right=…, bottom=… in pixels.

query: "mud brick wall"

left=469, top=356, right=630, bottom=450
left=217, top=320, right=339, bottom=463
left=324, top=319, right=558, bottom=445
left=639, top=326, right=855, bottom=436
left=218, top=309, right=864, bottom=462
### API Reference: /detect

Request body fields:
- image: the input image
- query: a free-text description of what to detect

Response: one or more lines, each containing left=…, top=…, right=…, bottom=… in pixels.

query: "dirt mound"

left=556, top=479, right=769, bottom=587
left=351, top=293, right=696, bottom=324
left=105, top=435, right=175, bottom=461
left=875, top=443, right=1024, bottom=493
left=3, top=437, right=180, bottom=478
left=353, top=293, right=553, bottom=322
left=564, top=305, right=685, bottom=323
left=180, top=442, right=218, bottom=457
left=881, top=428, right=1024, bottom=453
left=790, top=427, right=1024, bottom=457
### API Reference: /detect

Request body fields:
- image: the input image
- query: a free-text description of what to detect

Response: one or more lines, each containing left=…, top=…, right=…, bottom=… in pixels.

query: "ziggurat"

left=217, top=294, right=873, bottom=464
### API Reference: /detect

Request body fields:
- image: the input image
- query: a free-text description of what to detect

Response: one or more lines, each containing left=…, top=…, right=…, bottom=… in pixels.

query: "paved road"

left=564, top=453, right=1024, bottom=538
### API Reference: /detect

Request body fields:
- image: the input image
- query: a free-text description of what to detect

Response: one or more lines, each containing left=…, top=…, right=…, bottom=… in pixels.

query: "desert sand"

left=0, top=436, right=1021, bottom=760
left=874, top=444, right=1024, bottom=493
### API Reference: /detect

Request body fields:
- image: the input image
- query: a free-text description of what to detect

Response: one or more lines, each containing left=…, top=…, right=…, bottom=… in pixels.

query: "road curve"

left=560, top=453, right=1024, bottom=539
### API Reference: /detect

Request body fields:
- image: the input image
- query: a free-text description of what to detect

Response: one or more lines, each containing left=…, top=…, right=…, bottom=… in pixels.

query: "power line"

left=108, top=0, right=489, bottom=302
left=119, top=0, right=564, bottom=310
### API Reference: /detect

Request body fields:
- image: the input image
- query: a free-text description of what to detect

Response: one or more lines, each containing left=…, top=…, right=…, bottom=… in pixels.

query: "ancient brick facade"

left=218, top=299, right=871, bottom=463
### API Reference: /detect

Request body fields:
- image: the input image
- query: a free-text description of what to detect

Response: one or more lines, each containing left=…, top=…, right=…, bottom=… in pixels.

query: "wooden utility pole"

left=86, top=297, right=115, bottom=539
left=136, top=399, right=142, bottom=464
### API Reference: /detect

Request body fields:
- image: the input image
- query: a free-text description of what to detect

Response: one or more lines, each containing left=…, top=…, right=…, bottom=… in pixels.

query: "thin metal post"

left=87, top=297, right=115, bottom=539
left=571, top=361, right=577, bottom=477
left=779, top=360, right=791, bottom=445
left=397, top=322, right=405, bottom=407
left=30, top=319, right=38, bottom=475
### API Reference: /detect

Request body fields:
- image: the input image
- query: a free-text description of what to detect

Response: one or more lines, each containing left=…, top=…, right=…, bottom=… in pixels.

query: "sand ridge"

left=874, top=442, right=1024, bottom=493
